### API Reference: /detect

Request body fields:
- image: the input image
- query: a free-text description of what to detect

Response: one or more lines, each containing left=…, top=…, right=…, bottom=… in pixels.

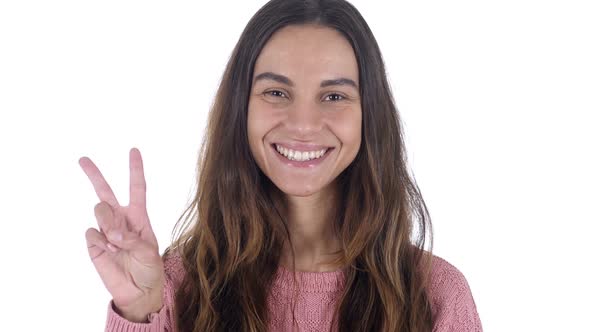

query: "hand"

left=80, top=147, right=164, bottom=321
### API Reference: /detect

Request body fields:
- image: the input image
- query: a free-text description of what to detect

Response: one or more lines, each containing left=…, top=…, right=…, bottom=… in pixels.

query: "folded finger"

left=94, top=201, right=117, bottom=234
left=86, top=228, right=118, bottom=259
left=106, top=229, right=158, bottom=262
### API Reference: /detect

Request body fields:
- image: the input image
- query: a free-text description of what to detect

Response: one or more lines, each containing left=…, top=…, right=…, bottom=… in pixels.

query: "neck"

left=279, top=184, right=343, bottom=272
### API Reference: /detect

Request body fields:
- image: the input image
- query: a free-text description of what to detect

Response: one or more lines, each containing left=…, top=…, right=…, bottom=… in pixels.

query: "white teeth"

left=274, top=144, right=328, bottom=161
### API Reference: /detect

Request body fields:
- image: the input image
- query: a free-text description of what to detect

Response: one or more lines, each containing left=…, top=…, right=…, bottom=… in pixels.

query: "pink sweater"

left=105, top=252, right=482, bottom=331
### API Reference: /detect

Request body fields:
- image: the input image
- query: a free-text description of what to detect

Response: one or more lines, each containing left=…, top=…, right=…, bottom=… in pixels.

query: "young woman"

left=80, top=0, right=482, bottom=331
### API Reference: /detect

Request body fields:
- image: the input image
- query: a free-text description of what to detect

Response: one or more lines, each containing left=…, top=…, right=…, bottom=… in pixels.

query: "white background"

left=1, top=1, right=588, bottom=331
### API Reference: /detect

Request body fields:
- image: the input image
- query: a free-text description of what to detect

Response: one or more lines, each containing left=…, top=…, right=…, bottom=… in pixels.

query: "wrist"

left=114, top=288, right=164, bottom=323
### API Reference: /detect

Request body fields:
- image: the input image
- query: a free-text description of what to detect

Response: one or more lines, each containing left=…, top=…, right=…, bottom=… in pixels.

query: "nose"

left=284, top=100, right=323, bottom=137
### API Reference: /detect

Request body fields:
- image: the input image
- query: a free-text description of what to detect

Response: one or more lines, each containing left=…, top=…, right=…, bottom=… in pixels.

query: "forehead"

left=253, top=24, right=358, bottom=81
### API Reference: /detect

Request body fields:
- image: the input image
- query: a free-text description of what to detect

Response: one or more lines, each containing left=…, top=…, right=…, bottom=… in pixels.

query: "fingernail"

left=110, top=231, right=123, bottom=241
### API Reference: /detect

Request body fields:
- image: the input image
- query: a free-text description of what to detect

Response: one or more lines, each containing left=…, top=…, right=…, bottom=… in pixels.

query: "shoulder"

left=427, top=255, right=483, bottom=332
left=162, top=248, right=187, bottom=290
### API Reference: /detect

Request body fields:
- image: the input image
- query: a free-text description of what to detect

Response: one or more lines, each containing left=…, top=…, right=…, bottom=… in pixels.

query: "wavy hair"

left=163, top=0, right=434, bottom=331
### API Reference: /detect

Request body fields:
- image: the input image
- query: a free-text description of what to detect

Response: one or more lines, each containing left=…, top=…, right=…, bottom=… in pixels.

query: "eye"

left=324, top=93, right=346, bottom=102
left=263, top=90, right=288, bottom=99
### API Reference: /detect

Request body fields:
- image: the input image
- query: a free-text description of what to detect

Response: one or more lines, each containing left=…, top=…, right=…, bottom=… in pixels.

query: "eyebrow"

left=253, top=71, right=358, bottom=90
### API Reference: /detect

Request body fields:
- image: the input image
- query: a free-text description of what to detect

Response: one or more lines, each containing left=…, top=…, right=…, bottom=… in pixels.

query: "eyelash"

left=263, top=90, right=346, bottom=102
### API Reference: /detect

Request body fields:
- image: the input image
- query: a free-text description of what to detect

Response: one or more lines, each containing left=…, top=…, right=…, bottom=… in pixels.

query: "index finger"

left=78, top=156, right=121, bottom=208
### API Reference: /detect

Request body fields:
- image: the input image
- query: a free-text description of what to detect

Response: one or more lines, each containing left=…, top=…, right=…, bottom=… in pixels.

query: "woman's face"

left=247, top=24, right=362, bottom=197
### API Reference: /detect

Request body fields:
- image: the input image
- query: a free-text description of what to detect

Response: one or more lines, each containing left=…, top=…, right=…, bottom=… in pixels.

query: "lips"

left=271, top=141, right=333, bottom=152
left=271, top=143, right=334, bottom=168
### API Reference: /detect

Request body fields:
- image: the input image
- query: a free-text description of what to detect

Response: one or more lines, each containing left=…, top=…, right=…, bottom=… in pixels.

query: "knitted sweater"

left=105, top=252, right=482, bottom=332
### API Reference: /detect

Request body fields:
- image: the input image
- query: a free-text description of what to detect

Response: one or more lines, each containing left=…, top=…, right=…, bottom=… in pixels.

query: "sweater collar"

left=272, top=265, right=346, bottom=293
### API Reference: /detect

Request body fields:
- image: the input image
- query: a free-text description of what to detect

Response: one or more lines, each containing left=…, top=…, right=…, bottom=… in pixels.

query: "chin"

left=274, top=180, right=322, bottom=197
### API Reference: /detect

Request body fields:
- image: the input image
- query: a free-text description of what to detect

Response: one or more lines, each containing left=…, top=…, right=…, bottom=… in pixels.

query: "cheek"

left=247, top=116, right=266, bottom=172
left=246, top=103, right=261, bottom=157
left=331, top=109, right=362, bottom=148
left=247, top=101, right=280, bottom=162
left=247, top=100, right=284, bottom=139
left=247, top=106, right=268, bottom=144
left=247, top=98, right=265, bottom=135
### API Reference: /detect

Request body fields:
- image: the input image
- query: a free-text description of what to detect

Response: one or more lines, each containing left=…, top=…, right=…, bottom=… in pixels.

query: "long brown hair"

left=163, top=0, right=434, bottom=330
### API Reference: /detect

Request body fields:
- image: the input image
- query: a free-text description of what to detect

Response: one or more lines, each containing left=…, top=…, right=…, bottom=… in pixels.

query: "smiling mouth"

left=272, top=143, right=334, bottom=162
